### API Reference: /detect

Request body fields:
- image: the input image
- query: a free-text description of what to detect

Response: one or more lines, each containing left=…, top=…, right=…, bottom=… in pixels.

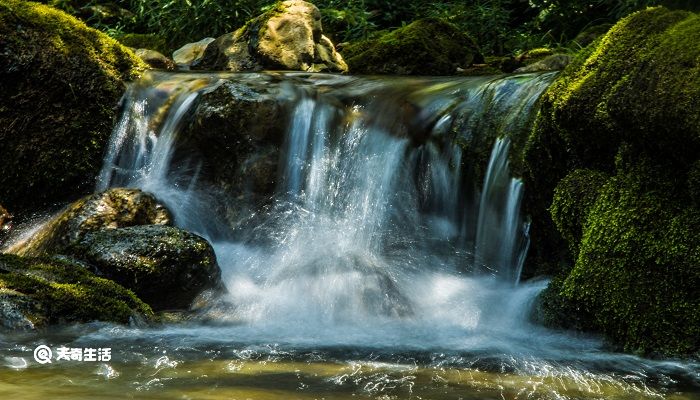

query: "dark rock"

left=70, top=225, right=223, bottom=311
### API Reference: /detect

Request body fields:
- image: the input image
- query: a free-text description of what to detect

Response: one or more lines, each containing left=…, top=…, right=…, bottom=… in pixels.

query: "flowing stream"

left=2, top=71, right=698, bottom=399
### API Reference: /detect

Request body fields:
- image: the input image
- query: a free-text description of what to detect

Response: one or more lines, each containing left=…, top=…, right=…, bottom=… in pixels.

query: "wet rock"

left=0, top=254, right=152, bottom=329
left=0, top=204, right=11, bottom=245
left=7, top=188, right=171, bottom=257
left=196, top=0, right=347, bottom=72
left=342, top=18, right=482, bottom=75
left=515, top=54, right=572, bottom=73
left=0, top=288, right=43, bottom=330
left=173, top=37, right=215, bottom=69
left=69, top=225, right=223, bottom=311
left=134, top=48, right=176, bottom=70
left=0, top=0, right=147, bottom=213
left=179, top=79, right=286, bottom=227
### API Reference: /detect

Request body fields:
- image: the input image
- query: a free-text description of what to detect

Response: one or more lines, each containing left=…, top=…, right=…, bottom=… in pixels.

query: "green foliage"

left=342, top=18, right=483, bottom=75
left=127, top=0, right=270, bottom=49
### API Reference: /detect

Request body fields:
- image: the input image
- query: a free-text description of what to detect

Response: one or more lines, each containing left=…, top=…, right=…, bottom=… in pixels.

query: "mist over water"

left=10, top=71, right=695, bottom=398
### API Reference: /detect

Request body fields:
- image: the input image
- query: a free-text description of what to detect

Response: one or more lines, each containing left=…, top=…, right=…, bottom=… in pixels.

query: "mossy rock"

left=561, top=163, right=699, bottom=356
left=549, top=169, right=609, bottom=255
left=524, top=7, right=700, bottom=356
left=69, top=225, right=223, bottom=311
left=8, top=188, right=171, bottom=257
left=0, top=0, right=147, bottom=212
left=342, top=18, right=483, bottom=75
left=0, top=253, right=152, bottom=328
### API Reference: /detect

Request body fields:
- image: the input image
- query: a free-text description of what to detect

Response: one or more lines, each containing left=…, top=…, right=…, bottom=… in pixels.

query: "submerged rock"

left=526, top=7, right=700, bottom=356
left=0, top=254, right=152, bottom=329
left=69, top=225, right=223, bottom=311
left=196, top=0, right=347, bottom=72
left=172, top=37, right=215, bottom=69
left=7, top=188, right=171, bottom=257
left=0, top=0, right=147, bottom=212
left=342, top=18, right=483, bottom=75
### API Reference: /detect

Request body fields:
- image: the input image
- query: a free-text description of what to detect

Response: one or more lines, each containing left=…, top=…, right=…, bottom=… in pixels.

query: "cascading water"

left=20, top=70, right=694, bottom=399
left=97, top=72, right=549, bottom=327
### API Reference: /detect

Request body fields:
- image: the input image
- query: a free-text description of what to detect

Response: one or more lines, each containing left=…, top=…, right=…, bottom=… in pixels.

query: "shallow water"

left=1, top=322, right=699, bottom=399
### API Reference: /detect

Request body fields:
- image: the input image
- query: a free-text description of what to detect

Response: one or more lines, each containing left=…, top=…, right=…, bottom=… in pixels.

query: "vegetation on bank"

left=42, top=0, right=700, bottom=56
left=526, top=7, right=700, bottom=356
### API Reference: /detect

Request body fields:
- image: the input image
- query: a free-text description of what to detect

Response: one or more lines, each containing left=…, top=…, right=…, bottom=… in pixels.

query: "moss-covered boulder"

left=0, top=0, right=147, bottom=212
left=8, top=188, right=171, bottom=257
left=69, top=225, right=222, bottom=311
left=196, top=0, right=347, bottom=72
left=524, top=7, right=700, bottom=356
left=342, top=18, right=483, bottom=75
left=0, top=253, right=152, bottom=329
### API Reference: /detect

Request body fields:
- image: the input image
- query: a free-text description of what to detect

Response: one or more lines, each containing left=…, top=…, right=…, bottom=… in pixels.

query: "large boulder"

left=195, top=0, right=347, bottom=72
left=68, top=225, right=222, bottom=311
left=7, top=188, right=171, bottom=257
left=178, top=78, right=286, bottom=227
left=342, top=18, right=483, bottom=75
left=0, top=0, right=147, bottom=213
left=0, top=254, right=152, bottom=329
left=525, top=8, right=700, bottom=356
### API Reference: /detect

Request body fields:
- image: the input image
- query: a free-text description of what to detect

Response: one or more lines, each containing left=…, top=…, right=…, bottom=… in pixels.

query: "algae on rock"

left=0, top=254, right=152, bottom=329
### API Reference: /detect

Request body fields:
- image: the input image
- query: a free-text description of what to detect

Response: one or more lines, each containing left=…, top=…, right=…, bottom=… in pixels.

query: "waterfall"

left=97, top=71, right=556, bottom=330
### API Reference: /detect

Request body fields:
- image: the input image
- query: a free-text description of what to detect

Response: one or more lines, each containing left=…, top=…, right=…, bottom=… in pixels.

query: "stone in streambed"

left=7, top=188, right=171, bottom=257
left=0, top=254, right=152, bottom=329
left=69, top=225, right=223, bottom=311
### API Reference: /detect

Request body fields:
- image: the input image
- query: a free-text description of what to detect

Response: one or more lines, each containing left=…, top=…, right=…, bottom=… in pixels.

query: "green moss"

left=560, top=164, right=700, bottom=356
left=523, top=8, right=700, bottom=357
left=0, top=253, right=152, bottom=325
left=117, top=33, right=169, bottom=54
left=0, top=0, right=147, bottom=212
left=342, top=18, right=483, bottom=75
left=550, top=169, right=609, bottom=255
